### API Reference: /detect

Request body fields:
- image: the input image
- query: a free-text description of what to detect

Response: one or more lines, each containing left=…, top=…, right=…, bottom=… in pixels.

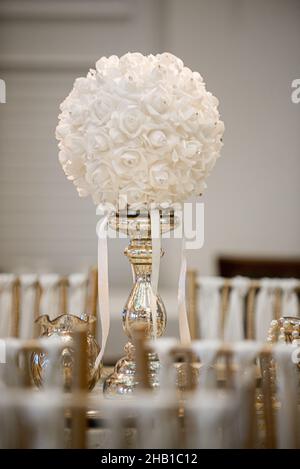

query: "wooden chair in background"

left=0, top=269, right=99, bottom=340
left=186, top=270, right=300, bottom=341
left=218, top=256, right=300, bottom=279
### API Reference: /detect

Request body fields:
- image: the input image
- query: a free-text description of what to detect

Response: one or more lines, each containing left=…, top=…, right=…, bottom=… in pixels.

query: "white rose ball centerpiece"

left=56, top=52, right=224, bottom=209
left=56, top=53, right=224, bottom=396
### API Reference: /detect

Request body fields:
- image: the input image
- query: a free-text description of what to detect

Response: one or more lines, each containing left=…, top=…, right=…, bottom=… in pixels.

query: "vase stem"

left=103, top=209, right=177, bottom=397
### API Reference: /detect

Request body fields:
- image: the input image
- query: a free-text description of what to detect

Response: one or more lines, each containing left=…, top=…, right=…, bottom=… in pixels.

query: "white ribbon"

left=0, top=338, right=22, bottom=387
left=19, top=274, right=38, bottom=340
left=254, top=278, right=278, bottom=341
left=178, top=236, right=191, bottom=344
left=224, top=276, right=250, bottom=342
left=186, top=390, right=238, bottom=449
left=192, top=340, right=221, bottom=389
left=198, top=277, right=224, bottom=339
left=280, top=279, right=299, bottom=317
left=94, top=206, right=112, bottom=370
left=273, top=343, right=299, bottom=448
left=232, top=341, right=261, bottom=385
left=68, top=273, right=88, bottom=317
left=150, top=208, right=160, bottom=340
left=39, top=274, right=60, bottom=320
left=0, top=274, right=15, bottom=338
left=231, top=341, right=262, bottom=447
left=20, top=391, right=64, bottom=448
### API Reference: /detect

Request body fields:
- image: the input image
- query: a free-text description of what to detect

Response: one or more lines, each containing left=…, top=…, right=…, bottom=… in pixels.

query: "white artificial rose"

left=93, top=95, right=116, bottom=124
left=159, top=52, right=184, bottom=72
left=111, top=107, right=145, bottom=138
left=94, top=134, right=110, bottom=152
left=143, top=86, right=172, bottom=116
left=85, top=126, right=112, bottom=155
left=62, top=99, right=88, bottom=126
left=73, top=176, right=91, bottom=197
left=63, top=135, right=86, bottom=157
left=55, top=122, right=71, bottom=140
left=58, top=150, right=69, bottom=165
left=111, top=149, right=146, bottom=177
left=149, top=162, right=173, bottom=189
left=108, top=127, right=126, bottom=144
left=183, top=140, right=203, bottom=158
left=178, top=103, right=201, bottom=133
left=147, top=130, right=167, bottom=147
left=120, top=188, right=148, bottom=208
left=63, top=156, right=85, bottom=181
left=86, top=161, right=108, bottom=184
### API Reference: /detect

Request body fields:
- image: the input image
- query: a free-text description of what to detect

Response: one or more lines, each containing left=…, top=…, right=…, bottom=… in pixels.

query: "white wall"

left=0, top=0, right=163, bottom=286
left=0, top=0, right=300, bottom=288
left=163, top=0, right=300, bottom=279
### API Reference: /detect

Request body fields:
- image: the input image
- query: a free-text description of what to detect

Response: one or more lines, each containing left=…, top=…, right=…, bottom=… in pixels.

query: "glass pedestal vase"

left=31, top=313, right=102, bottom=391
left=103, top=209, right=177, bottom=397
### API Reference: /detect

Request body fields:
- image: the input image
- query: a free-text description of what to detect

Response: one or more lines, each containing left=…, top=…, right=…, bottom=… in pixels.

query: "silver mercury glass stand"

left=103, top=208, right=178, bottom=397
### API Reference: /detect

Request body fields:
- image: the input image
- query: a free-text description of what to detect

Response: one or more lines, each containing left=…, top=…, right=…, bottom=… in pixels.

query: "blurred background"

left=0, top=0, right=299, bottom=358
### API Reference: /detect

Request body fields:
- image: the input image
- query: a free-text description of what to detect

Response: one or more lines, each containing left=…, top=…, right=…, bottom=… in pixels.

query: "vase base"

left=103, top=343, right=160, bottom=397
